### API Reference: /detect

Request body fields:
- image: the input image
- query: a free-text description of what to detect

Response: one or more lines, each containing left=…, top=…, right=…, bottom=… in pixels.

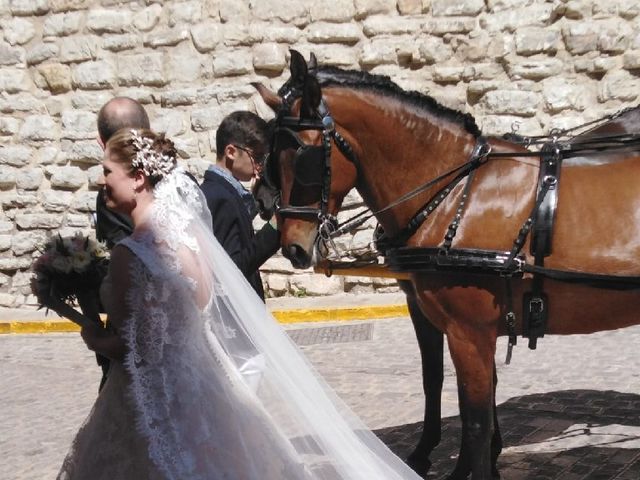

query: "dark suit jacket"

left=95, top=190, right=134, bottom=248
left=200, top=169, right=280, bottom=300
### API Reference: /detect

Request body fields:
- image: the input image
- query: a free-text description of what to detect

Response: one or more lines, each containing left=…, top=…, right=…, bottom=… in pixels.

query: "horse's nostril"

left=286, top=244, right=310, bottom=268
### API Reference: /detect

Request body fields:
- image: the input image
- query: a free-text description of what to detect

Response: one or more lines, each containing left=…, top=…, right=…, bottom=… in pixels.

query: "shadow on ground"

left=376, top=389, right=640, bottom=480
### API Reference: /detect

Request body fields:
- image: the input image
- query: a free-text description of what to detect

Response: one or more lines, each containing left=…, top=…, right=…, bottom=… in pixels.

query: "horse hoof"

left=406, top=455, right=431, bottom=478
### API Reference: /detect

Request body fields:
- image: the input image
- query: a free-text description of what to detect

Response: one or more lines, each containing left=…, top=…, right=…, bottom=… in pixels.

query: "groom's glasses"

left=234, top=145, right=266, bottom=173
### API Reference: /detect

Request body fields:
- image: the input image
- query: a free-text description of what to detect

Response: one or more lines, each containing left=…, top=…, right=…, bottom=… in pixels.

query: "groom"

left=84, top=97, right=150, bottom=391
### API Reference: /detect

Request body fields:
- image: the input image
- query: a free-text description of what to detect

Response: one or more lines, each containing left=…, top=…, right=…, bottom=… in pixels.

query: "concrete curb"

left=0, top=303, right=410, bottom=334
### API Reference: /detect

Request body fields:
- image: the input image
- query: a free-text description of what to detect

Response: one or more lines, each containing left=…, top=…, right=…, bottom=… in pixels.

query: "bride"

left=48, top=128, right=422, bottom=479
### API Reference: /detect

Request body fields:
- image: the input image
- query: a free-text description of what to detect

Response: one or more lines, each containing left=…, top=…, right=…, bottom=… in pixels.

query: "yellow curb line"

left=0, top=304, right=410, bottom=334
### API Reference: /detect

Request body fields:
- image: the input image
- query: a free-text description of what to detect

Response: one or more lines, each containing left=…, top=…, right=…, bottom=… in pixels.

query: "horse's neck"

left=331, top=93, right=476, bottom=234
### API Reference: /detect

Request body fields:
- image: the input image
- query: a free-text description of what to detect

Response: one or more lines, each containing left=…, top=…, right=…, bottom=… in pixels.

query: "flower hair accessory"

left=130, top=129, right=175, bottom=180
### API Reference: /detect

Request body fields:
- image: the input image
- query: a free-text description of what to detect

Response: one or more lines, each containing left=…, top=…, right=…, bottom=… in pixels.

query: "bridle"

left=265, top=80, right=359, bottom=245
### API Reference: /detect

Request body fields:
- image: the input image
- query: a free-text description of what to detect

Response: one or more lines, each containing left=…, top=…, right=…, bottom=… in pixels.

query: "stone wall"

left=1, top=0, right=639, bottom=307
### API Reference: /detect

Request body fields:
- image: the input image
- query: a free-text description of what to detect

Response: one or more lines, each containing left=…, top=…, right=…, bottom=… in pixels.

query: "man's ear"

left=97, top=136, right=105, bottom=150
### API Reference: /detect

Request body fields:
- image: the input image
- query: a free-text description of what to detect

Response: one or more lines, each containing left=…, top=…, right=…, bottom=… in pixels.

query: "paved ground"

left=1, top=316, right=638, bottom=479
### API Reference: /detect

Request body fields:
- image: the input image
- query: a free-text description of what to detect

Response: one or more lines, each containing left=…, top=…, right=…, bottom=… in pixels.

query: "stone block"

left=562, top=23, right=598, bottom=54
left=0, top=145, right=31, bottom=167
left=1, top=17, right=36, bottom=45
left=418, top=37, right=453, bottom=65
left=307, top=23, right=361, bottom=44
left=41, top=190, right=73, bottom=212
left=0, top=257, right=32, bottom=271
left=86, top=9, right=131, bottom=34
left=0, top=116, right=20, bottom=135
left=480, top=114, right=542, bottom=136
left=262, top=24, right=302, bottom=43
left=72, top=60, right=116, bottom=90
left=0, top=167, right=16, bottom=189
left=167, top=1, right=203, bottom=26
left=264, top=273, right=289, bottom=294
left=480, top=90, right=541, bottom=117
left=133, top=4, right=162, bottom=32
left=15, top=213, right=63, bottom=230
left=542, top=77, right=587, bottom=113
left=27, top=43, right=59, bottom=65
left=160, top=88, right=200, bottom=107
left=43, top=11, right=83, bottom=37
left=49, top=166, right=87, bottom=189
left=0, top=191, right=37, bottom=209
left=0, top=235, right=10, bottom=251
left=0, top=68, right=31, bottom=93
left=0, top=93, right=45, bottom=114
left=0, top=41, right=24, bottom=66
left=310, top=1, right=356, bottom=21
left=191, top=22, right=222, bottom=52
left=144, top=28, right=190, bottom=48
left=252, top=43, right=287, bottom=72
left=432, top=0, right=484, bottom=16
left=166, top=44, right=203, bottom=82
left=61, top=110, right=95, bottom=140
left=354, top=0, right=396, bottom=19
left=212, top=50, right=253, bottom=76
left=250, top=0, right=309, bottom=26
left=515, top=27, right=560, bottom=55
left=118, top=53, right=167, bottom=86
left=290, top=273, right=343, bottom=296
left=398, top=0, right=425, bottom=15
left=10, top=0, right=49, bottom=16
left=11, top=231, right=46, bottom=255
left=190, top=106, right=220, bottom=132
left=103, top=34, right=138, bottom=52
left=19, top=116, right=59, bottom=142
left=507, top=58, right=564, bottom=80
left=433, top=65, right=464, bottom=83
left=70, top=91, right=113, bottom=111
left=426, top=17, right=477, bottom=35
left=37, top=63, right=72, bottom=94
left=219, top=0, right=250, bottom=22
left=623, top=50, right=640, bottom=70
left=480, top=4, right=554, bottom=33
left=62, top=140, right=102, bottom=165
left=60, top=36, right=99, bottom=63
left=50, top=0, right=90, bottom=12
left=152, top=109, right=188, bottom=137
left=362, top=16, right=422, bottom=37
left=360, top=41, right=397, bottom=66
left=597, top=19, right=633, bottom=54
left=16, top=169, right=43, bottom=190
left=220, top=24, right=259, bottom=47
left=71, top=191, right=97, bottom=212
left=67, top=213, right=91, bottom=228
left=598, top=70, right=640, bottom=102
left=560, top=0, right=585, bottom=19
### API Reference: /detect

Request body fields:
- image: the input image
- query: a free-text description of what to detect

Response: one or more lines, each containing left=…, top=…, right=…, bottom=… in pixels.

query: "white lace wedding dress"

left=58, top=169, right=421, bottom=480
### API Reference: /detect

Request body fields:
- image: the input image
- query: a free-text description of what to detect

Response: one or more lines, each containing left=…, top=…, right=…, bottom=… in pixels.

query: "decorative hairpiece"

left=130, top=129, right=175, bottom=179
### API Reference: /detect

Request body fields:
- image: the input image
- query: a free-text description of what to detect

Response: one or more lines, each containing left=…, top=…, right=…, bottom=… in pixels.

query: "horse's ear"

left=251, top=82, right=282, bottom=111
left=289, top=50, right=307, bottom=85
left=308, top=52, right=318, bottom=74
left=300, top=74, right=321, bottom=119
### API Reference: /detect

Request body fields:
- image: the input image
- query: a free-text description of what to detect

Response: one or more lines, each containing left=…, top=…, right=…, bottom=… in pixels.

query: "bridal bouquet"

left=32, top=233, right=109, bottom=309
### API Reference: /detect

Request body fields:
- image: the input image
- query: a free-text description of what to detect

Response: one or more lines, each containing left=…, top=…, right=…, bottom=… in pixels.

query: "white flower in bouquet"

left=31, top=233, right=110, bottom=307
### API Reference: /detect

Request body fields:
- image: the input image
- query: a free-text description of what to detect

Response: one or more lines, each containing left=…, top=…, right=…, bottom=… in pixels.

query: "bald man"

left=94, top=97, right=150, bottom=248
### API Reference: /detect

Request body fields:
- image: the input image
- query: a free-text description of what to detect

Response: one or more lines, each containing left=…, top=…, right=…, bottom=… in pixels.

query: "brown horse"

left=255, top=52, right=640, bottom=479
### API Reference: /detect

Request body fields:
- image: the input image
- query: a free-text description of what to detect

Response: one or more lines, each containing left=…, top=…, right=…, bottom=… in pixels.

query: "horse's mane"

left=316, top=66, right=481, bottom=137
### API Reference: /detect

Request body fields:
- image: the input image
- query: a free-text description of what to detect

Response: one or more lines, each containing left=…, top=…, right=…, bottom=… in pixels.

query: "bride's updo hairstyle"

left=106, top=128, right=178, bottom=186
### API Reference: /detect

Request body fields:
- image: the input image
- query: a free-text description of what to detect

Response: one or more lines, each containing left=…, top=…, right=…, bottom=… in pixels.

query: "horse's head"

left=254, top=51, right=359, bottom=268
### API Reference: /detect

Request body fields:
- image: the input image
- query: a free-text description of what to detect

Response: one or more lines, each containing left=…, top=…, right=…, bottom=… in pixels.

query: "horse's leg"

left=446, top=328, right=498, bottom=480
left=490, top=362, right=502, bottom=478
left=399, top=280, right=444, bottom=477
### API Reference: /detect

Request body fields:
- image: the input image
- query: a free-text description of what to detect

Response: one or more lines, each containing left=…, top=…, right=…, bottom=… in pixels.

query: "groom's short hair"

left=97, top=97, right=150, bottom=143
